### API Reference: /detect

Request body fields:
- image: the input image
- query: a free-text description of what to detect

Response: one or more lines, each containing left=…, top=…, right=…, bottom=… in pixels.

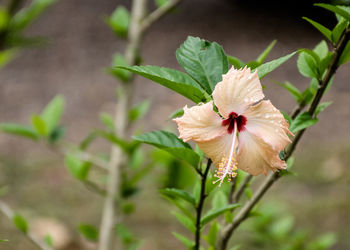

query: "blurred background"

left=0, top=0, right=349, bottom=249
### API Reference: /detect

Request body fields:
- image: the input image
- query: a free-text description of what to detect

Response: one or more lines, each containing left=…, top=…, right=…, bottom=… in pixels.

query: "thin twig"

left=194, top=159, right=212, bottom=250
left=140, top=0, right=183, bottom=33
left=217, top=26, right=350, bottom=250
left=228, top=177, right=237, bottom=204
left=232, top=174, right=253, bottom=204
left=0, top=201, right=52, bottom=250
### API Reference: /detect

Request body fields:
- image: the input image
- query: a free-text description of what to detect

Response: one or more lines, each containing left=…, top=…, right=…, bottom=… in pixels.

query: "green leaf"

left=313, top=40, right=329, bottom=60
left=129, top=100, right=151, bottom=122
left=0, top=49, right=17, bottom=69
left=13, top=214, right=28, bottom=234
left=100, top=112, right=115, bottom=131
left=108, top=53, right=131, bottom=82
left=44, top=235, right=53, bottom=247
left=78, top=224, right=99, bottom=242
left=332, top=20, right=348, bottom=43
left=315, top=3, right=350, bottom=20
left=308, top=232, right=337, bottom=250
left=31, top=114, right=47, bottom=136
left=256, top=40, right=277, bottom=65
left=246, top=60, right=260, bottom=69
left=281, top=111, right=292, bottom=125
left=0, top=239, right=9, bottom=242
left=302, top=17, right=332, bottom=41
left=155, top=0, right=169, bottom=7
left=41, top=95, right=64, bottom=135
left=10, top=0, right=56, bottom=31
left=338, top=41, right=350, bottom=65
left=276, top=81, right=302, bottom=103
left=172, top=211, right=196, bottom=233
left=176, top=36, right=228, bottom=94
left=255, top=52, right=296, bottom=79
left=115, top=223, right=135, bottom=244
left=64, top=154, right=91, bottom=180
left=0, top=7, right=9, bottom=30
left=270, top=215, right=294, bottom=238
left=315, top=101, right=333, bottom=116
left=107, top=6, right=130, bottom=37
left=169, top=108, right=184, bottom=119
left=172, top=232, right=195, bottom=249
left=133, top=130, right=200, bottom=167
left=0, top=123, right=38, bottom=140
left=201, top=204, right=240, bottom=226
left=227, top=55, right=245, bottom=69
left=119, top=65, right=207, bottom=103
left=244, top=187, right=253, bottom=199
left=297, top=52, right=319, bottom=78
left=161, top=195, right=194, bottom=220
left=160, top=188, right=196, bottom=206
left=211, top=190, right=228, bottom=210
left=204, top=221, right=219, bottom=247
left=289, top=112, right=318, bottom=133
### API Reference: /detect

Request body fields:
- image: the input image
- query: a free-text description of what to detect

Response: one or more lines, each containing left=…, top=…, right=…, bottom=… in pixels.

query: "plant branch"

left=0, top=201, right=52, bottom=250
left=217, top=25, right=350, bottom=250
left=194, top=158, right=211, bottom=250
left=231, top=174, right=253, bottom=204
left=98, top=1, right=147, bottom=250
left=140, top=0, right=183, bottom=33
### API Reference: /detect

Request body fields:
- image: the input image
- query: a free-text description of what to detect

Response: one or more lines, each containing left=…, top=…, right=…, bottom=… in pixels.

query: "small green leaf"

left=129, top=100, right=151, bottom=122
left=315, top=3, right=350, bottom=20
left=31, top=114, right=47, bottom=136
left=0, top=239, right=9, bottom=242
left=192, top=181, right=201, bottom=204
left=227, top=55, right=245, bottom=69
left=0, top=49, right=17, bottom=69
left=115, top=223, right=135, bottom=244
left=133, top=130, right=200, bottom=167
left=256, top=52, right=296, bottom=79
left=64, top=154, right=91, bottom=180
left=256, top=40, right=277, bottom=65
left=308, top=232, right=337, bottom=250
left=276, top=81, right=302, bottom=103
left=10, top=0, right=56, bottom=31
left=78, top=224, right=99, bottom=242
left=302, top=17, right=332, bottom=41
left=169, top=108, right=184, bottom=119
left=155, top=0, right=169, bottom=7
left=201, top=204, right=240, bottom=226
left=107, top=6, right=130, bottom=37
left=297, top=52, right=319, bottom=78
left=44, top=235, right=53, bottom=247
left=161, top=195, right=194, bottom=220
left=338, top=41, right=350, bottom=65
left=315, top=101, right=333, bottom=116
left=287, top=156, right=295, bottom=168
left=172, top=232, right=195, bottom=248
left=244, top=187, right=253, bottom=199
left=211, top=190, right=228, bottom=210
left=160, top=188, right=196, bottom=206
left=281, top=111, right=292, bottom=125
left=290, top=112, right=318, bottom=133
left=120, top=65, right=207, bottom=103
left=176, top=36, right=229, bottom=94
left=172, top=211, right=196, bottom=233
left=0, top=123, right=38, bottom=140
left=108, top=53, right=131, bottom=82
left=332, top=20, right=348, bottom=43
left=41, top=95, right=65, bottom=135
left=313, top=40, right=329, bottom=60
left=100, top=112, right=115, bottom=131
left=204, top=222, right=219, bottom=247
left=13, top=214, right=28, bottom=234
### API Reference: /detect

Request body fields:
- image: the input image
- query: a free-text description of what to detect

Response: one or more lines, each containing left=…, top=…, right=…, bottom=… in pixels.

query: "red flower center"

left=221, top=112, right=247, bottom=134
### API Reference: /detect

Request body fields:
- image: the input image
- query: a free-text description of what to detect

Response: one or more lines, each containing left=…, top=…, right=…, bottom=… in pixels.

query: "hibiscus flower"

left=174, top=67, right=292, bottom=185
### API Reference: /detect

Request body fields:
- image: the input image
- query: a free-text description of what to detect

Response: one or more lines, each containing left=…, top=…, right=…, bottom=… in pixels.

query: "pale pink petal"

left=212, top=67, right=264, bottom=117
left=173, top=101, right=225, bottom=142
left=243, top=100, right=292, bottom=152
left=197, top=133, right=236, bottom=169
left=237, top=130, right=286, bottom=176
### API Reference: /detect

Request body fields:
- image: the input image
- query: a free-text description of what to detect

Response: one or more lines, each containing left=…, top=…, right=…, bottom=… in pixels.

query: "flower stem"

left=194, top=158, right=212, bottom=250
left=217, top=25, right=350, bottom=250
